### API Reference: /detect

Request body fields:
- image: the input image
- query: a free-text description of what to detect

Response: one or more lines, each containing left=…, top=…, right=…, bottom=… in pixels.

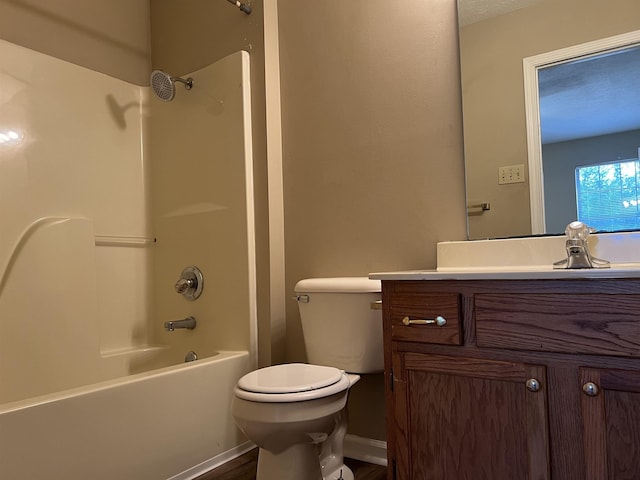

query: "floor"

left=194, top=448, right=387, bottom=480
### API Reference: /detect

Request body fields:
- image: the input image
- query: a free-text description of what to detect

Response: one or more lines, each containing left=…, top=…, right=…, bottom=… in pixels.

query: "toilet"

left=231, top=277, right=383, bottom=480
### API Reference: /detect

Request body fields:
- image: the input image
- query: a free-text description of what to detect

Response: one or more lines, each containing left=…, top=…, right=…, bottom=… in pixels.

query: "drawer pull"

left=402, top=315, right=447, bottom=327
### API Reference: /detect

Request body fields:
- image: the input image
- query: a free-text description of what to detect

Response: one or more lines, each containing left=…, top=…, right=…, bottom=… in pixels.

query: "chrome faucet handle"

left=174, top=266, right=204, bottom=301
left=175, top=278, right=194, bottom=294
left=564, top=221, right=595, bottom=241
left=553, top=221, right=610, bottom=269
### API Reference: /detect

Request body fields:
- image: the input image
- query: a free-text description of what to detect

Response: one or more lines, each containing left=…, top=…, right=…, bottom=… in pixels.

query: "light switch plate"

left=498, top=164, right=525, bottom=184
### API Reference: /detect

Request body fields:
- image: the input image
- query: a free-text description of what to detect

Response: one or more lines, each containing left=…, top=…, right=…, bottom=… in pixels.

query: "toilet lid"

left=237, top=363, right=344, bottom=394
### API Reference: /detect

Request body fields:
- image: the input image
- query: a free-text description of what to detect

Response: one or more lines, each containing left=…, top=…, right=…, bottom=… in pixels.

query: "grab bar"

left=95, top=235, right=156, bottom=247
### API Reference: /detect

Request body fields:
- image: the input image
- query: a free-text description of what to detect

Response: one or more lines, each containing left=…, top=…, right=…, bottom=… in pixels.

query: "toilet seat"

left=235, top=363, right=350, bottom=403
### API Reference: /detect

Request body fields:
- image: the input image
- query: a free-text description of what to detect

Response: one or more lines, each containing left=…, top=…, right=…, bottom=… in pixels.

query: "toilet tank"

left=294, top=277, right=383, bottom=374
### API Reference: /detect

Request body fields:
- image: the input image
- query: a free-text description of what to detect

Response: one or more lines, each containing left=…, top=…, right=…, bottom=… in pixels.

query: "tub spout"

left=164, top=316, right=197, bottom=332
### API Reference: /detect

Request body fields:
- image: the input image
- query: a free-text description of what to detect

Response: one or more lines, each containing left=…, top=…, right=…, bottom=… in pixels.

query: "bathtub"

left=0, top=350, right=254, bottom=480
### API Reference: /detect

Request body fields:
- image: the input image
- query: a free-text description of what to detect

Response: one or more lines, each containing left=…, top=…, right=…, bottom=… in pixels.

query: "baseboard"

left=172, top=435, right=386, bottom=478
left=168, top=441, right=256, bottom=480
left=344, top=434, right=388, bottom=467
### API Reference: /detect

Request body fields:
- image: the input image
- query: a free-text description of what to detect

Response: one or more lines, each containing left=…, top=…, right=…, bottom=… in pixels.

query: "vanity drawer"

left=389, top=293, right=462, bottom=345
left=475, top=293, right=640, bottom=357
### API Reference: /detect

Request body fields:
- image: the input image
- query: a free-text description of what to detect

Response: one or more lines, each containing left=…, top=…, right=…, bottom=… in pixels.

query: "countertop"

left=369, top=264, right=640, bottom=281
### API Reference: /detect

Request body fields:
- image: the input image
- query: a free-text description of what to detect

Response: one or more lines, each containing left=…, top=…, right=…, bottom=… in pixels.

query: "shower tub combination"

left=0, top=39, right=256, bottom=479
left=0, top=352, right=253, bottom=479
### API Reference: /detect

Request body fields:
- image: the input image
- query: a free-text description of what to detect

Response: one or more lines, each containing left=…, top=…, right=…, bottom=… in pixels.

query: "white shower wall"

left=149, top=51, right=257, bottom=366
left=0, top=38, right=152, bottom=403
left=0, top=39, right=256, bottom=406
left=0, top=44, right=257, bottom=478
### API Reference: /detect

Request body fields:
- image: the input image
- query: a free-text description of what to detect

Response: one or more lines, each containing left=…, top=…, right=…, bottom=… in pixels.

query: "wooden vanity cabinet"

left=382, top=278, right=640, bottom=480
left=390, top=351, right=550, bottom=479
left=579, top=366, right=640, bottom=480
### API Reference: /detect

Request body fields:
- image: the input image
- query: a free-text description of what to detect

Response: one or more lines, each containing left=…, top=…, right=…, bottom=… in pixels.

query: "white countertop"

left=369, top=264, right=640, bottom=281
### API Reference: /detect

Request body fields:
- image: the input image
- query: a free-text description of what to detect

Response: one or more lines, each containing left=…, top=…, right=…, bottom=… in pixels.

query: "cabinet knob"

left=402, top=315, right=447, bottom=327
left=525, top=378, right=541, bottom=392
left=582, top=382, right=600, bottom=397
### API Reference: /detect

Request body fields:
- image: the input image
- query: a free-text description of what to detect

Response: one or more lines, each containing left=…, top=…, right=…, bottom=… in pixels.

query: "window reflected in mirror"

left=575, top=158, right=640, bottom=232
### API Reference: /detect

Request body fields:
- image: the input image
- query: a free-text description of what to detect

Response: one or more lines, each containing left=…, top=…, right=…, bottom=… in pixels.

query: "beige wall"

left=2, top=0, right=469, bottom=445
left=0, top=0, right=150, bottom=85
left=278, top=0, right=467, bottom=439
left=461, top=0, right=640, bottom=239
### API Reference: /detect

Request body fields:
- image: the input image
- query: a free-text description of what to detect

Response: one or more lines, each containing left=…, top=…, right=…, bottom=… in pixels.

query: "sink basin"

left=437, top=231, right=640, bottom=270
left=369, top=231, right=640, bottom=281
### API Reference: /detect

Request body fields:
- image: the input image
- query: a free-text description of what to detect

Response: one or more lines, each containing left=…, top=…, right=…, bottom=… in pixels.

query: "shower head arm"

left=226, top=0, right=251, bottom=14
left=173, top=76, right=194, bottom=90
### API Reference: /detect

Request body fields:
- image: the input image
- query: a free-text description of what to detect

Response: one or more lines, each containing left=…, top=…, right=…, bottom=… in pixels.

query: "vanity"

left=371, top=233, right=640, bottom=480
left=430, top=0, right=640, bottom=474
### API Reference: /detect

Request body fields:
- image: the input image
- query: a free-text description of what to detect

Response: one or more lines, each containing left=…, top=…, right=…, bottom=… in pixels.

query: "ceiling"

left=538, top=45, right=640, bottom=144
left=457, top=0, right=543, bottom=27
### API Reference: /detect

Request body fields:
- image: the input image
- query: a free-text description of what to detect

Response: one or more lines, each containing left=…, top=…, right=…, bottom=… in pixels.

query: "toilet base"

left=256, top=444, right=323, bottom=480
left=255, top=446, right=355, bottom=480
left=323, top=464, right=354, bottom=480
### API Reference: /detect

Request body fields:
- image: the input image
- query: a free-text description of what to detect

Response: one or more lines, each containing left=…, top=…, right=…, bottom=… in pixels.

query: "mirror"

left=457, top=0, right=640, bottom=239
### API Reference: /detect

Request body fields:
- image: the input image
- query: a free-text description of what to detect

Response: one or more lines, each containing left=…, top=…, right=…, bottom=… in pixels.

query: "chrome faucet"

left=164, top=316, right=197, bottom=332
left=553, top=221, right=610, bottom=269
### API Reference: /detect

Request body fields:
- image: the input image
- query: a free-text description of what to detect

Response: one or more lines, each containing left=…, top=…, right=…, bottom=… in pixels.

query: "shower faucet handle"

left=174, top=266, right=204, bottom=301
left=175, top=278, right=194, bottom=294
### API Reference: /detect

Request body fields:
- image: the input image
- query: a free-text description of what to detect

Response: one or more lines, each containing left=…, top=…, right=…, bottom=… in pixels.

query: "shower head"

left=150, top=70, right=194, bottom=102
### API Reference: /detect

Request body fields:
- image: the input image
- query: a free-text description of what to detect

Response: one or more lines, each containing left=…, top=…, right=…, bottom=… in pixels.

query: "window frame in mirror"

left=523, top=30, right=640, bottom=234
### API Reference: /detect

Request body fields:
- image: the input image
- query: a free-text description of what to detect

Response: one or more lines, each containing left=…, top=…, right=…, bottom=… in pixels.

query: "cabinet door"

left=580, top=367, right=640, bottom=480
left=391, top=352, right=550, bottom=480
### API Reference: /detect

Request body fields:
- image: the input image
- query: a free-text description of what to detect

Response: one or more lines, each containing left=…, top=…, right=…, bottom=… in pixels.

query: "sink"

left=369, top=231, right=640, bottom=281
left=437, top=231, right=640, bottom=271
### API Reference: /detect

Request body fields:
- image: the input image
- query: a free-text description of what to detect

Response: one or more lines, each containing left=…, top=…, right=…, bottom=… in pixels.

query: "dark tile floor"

left=194, top=448, right=387, bottom=480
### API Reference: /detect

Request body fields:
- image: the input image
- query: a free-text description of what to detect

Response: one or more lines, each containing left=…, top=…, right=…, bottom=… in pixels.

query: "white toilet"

left=231, top=277, right=383, bottom=480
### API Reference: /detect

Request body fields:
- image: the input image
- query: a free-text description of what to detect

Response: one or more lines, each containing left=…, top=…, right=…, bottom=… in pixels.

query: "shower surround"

left=0, top=40, right=256, bottom=479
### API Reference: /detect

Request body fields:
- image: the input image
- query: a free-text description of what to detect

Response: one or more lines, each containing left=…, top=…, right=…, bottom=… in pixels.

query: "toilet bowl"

left=231, top=277, right=382, bottom=480
left=232, top=363, right=359, bottom=480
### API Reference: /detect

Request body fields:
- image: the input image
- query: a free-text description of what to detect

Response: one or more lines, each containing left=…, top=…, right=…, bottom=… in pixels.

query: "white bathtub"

left=0, top=351, right=254, bottom=480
